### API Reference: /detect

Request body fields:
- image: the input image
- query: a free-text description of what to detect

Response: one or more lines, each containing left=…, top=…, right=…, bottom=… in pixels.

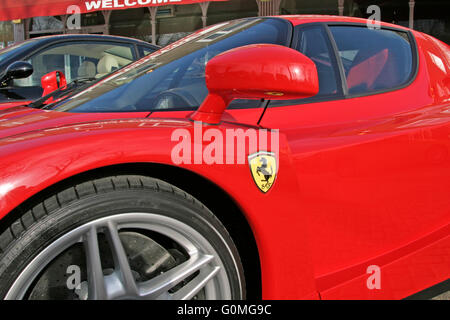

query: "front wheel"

left=0, top=175, right=245, bottom=300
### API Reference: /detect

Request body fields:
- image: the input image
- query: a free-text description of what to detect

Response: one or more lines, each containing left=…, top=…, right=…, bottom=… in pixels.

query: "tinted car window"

left=270, top=25, right=340, bottom=107
left=45, top=18, right=290, bottom=113
left=14, top=42, right=135, bottom=87
left=138, top=45, right=156, bottom=57
left=330, top=26, right=414, bottom=95
left=296, top=26, right=339, bottom=95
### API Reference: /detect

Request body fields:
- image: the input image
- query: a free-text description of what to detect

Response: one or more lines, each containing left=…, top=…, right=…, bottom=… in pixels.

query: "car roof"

left=278, top=14, right=411, bottom=31
left=20, top=34, right=159, bottom=49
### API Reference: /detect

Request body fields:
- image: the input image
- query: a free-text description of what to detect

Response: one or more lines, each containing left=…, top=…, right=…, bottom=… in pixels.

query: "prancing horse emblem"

left=248, top=151, right=277, bottom=193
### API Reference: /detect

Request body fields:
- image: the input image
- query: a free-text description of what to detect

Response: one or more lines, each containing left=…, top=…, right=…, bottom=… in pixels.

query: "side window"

left=330, top=26, right=414, bottom=95
left=296, top=26, right=339, bottom=96
left=270, top=25, right=340, bottom=107
left=138, top=45, right=156, bottom=57
left=14, top=42, right=135, bottom=87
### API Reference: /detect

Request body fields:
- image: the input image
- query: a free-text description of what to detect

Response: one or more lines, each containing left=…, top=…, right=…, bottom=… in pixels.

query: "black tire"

left=0, top=175, right=245, bottom=300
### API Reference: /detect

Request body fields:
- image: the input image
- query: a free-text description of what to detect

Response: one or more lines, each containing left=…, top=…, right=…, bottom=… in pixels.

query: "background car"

left=0, top=34, right=159, bottom=107
left=0, top=16, right=448, bottom=300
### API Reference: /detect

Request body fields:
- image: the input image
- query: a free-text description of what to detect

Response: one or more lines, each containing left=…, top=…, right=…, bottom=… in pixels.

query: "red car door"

left=259, top=24, right=450, bottom=299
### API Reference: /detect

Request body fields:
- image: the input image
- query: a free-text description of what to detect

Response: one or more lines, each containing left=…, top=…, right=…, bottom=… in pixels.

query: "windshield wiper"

left=29, top=77, right=97, bottom=109
left=71, top=77, right=97, bottom=84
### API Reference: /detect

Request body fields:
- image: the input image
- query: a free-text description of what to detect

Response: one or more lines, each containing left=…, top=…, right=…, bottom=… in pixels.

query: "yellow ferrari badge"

left=248, top=151, right=277, bottom=193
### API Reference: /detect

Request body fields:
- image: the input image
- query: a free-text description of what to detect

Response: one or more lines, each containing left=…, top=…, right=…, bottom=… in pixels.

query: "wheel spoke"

left=83, top=226, right=107, bottom=300
left=105, top=221, right=138, bottom=296
left=8, top=212, right=235, bottom=300
left=138, top=253, right=214, bottom=299
left=166, top=266, right=220, bottom=300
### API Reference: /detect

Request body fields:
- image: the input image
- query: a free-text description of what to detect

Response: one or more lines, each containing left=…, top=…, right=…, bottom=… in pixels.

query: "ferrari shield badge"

left=248, top=151, right=277, bottom=193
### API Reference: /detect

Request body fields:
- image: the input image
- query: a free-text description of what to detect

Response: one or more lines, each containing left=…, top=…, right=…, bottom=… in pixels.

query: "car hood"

left=0, top=101, right=31, bottom=110
left=0, top=106, right=151, bottom=140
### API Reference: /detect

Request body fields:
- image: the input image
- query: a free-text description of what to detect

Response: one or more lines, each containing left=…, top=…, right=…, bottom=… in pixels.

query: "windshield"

left=46, top=18, right=290, bottom=113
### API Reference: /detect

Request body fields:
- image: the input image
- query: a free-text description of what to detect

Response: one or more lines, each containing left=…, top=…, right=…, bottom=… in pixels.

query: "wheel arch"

left=0, top=162, right=262, bottom=299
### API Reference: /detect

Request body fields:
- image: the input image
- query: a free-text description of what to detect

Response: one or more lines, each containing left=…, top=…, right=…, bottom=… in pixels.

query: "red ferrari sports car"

left=0, top=15, right=448, bottom=300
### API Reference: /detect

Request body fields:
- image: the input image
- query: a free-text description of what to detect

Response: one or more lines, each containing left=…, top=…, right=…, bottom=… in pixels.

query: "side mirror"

left=190, top=44, right=319, bottom=124
left=41, top=70, right=67, bottom=97
left=0, top=61, right=33, bottom=86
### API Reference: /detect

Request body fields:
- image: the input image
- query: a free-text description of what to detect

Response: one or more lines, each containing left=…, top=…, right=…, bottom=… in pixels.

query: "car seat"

left=96, top=55, right=119, bottom=78
left=77, top=61, right=96, bottom=79
left=346, top=37, right=409, bottom=94
left=347, top=48, right=389, bottom=94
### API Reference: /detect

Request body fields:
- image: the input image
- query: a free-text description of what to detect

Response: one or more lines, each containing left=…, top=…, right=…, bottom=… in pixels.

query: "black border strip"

left=404, top=278, right=450, bottom=300
left=324, top=23, right=348, bottom=96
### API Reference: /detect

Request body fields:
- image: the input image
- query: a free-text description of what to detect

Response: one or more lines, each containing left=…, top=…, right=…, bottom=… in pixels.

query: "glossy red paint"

left=0, top=116, right=317, bottom=299
left=0, top=107, right=151, bottom=140
left=258, top=27, right=450, bottom=298
left=0, top=101, right=30, bottom=110
left=191, top=44, right=319, bottom=124
left=0, top=16, right=448, bottom=300
left=149, top=108, right=266, bottom=125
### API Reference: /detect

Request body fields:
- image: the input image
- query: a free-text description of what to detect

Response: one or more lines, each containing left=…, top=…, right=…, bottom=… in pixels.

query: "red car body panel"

left=259, top=27, right=450, bottom=298
left=0, top=115, right=318, bottom=299
left=0, top=16, right=448, bottom=299
left=0, top=101, right=31, bottom=110
left=149, top=108, right=266, bottom=126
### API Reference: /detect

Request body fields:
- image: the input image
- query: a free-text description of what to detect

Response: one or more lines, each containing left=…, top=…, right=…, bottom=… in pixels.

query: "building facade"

left=3, top=0, right=450, bottom=48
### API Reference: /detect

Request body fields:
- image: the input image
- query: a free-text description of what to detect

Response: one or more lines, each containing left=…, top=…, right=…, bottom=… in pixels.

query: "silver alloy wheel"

left=5, top=213, right=237, bottom=300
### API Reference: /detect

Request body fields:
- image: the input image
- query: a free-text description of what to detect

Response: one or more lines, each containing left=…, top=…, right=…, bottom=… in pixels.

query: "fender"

left=0, top=117, right=317, bottom=299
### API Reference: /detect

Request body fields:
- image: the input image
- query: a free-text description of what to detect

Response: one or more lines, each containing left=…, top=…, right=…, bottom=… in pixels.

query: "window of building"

left=0, top=21, right=14, bottom=49
left=414, top=0, right=450, bottom=45
left=280, top=0, right=339, bottom=15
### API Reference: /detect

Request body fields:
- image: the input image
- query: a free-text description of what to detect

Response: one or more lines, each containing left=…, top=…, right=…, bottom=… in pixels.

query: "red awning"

left=0, top=0, right=228, bottom=21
